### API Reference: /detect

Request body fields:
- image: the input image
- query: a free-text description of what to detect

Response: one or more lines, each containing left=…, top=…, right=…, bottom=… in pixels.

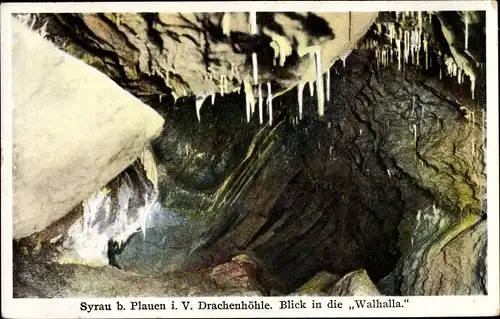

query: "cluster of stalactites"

left=193, top=12, right=275, bottom=125
left=194, top=12, right=354, bottom=124
left=364, top=11, right=476, bottom=100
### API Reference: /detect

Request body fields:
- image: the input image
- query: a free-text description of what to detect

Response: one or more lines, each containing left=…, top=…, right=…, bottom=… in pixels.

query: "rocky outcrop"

left=378, top=216, right=487, bottom=296
left=11, top=20, right=165, bottom=239
left=328, top=269, right=381, bottom=296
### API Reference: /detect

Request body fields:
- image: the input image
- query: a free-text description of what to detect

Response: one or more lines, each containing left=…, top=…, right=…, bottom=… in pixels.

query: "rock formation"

left=10, top=10, right=488, bottom=297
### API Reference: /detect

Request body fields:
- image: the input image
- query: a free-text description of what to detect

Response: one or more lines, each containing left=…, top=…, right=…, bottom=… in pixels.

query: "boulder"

left=293, top=271, right=341, bottom=296
left=208, top=254, right=265, bottom=295
left=11, top=20, right=164, bottom=238
left=328, top=269, right=381, bottom=296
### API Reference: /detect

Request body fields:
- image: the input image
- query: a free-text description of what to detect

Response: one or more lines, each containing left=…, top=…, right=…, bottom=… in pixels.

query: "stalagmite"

left=249, top=11, right=257, bottom=34
left=252, top=52, right=258, bottom=85
left=314, top=50, right=325, bottom=117
left=222, top=12, right=231, bottom=36
left=326, top=68, right=330, bottom=102
left=465, top=12, right=469, bottom=50
left=267, top=82, right=273, bottom=125
left=258, top=84, right=263, bottom=124
left=195, top=94, right=206, bottom=122
left=298, top=82, right=305, bottom=120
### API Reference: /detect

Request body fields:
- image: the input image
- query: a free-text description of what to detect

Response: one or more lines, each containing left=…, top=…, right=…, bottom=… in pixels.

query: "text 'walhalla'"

left=354, top=298, right=410, bottom=308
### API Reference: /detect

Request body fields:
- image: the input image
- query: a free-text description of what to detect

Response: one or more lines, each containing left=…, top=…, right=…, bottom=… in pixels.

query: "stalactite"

left=220, top=75, right=225, bottom=96
left=270, top=41, right=279, bottom=66
left=423, top=36, right=428, bottom=70
left=222, top=12, right=231, bottom=36
left=211, top=92, right=215, bottom=105
left=252, top=52, right=258, bottom=85
left=470, top=74, right=476, bottom=99
left=258, top=84, right=263, bottom=124
left=314, top=50, right=325, bottom=117
left=418, top=11, right=422, bottom=32
left=465, top=11, right=469, bottom=50
left=249, top=11, right=257, bottom=34
left=195, top=94, right=206, bottom=122
left=413, top=124, right=417, bottom=147
left=326, top=68, right=330, bottom=102
left=342, top=49, right=352, bottom=68
left=298, top=82, right=305, bottom=120
left=244, top=79, right=255, bottom=122
left=308, top=81, right=314, bottom=97
left=396, top=38, right=402, bottom=71
left=267, top=82, right=273, bottom=125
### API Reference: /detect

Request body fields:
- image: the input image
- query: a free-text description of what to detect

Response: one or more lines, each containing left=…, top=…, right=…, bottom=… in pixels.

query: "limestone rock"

left=328, top=269, right=381, bottom=296
left=11, top=20, right=164, bottom=238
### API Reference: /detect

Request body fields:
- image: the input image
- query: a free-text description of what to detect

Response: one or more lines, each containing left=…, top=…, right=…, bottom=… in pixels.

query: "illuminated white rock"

left=11, top=21, right=164, bottom=239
